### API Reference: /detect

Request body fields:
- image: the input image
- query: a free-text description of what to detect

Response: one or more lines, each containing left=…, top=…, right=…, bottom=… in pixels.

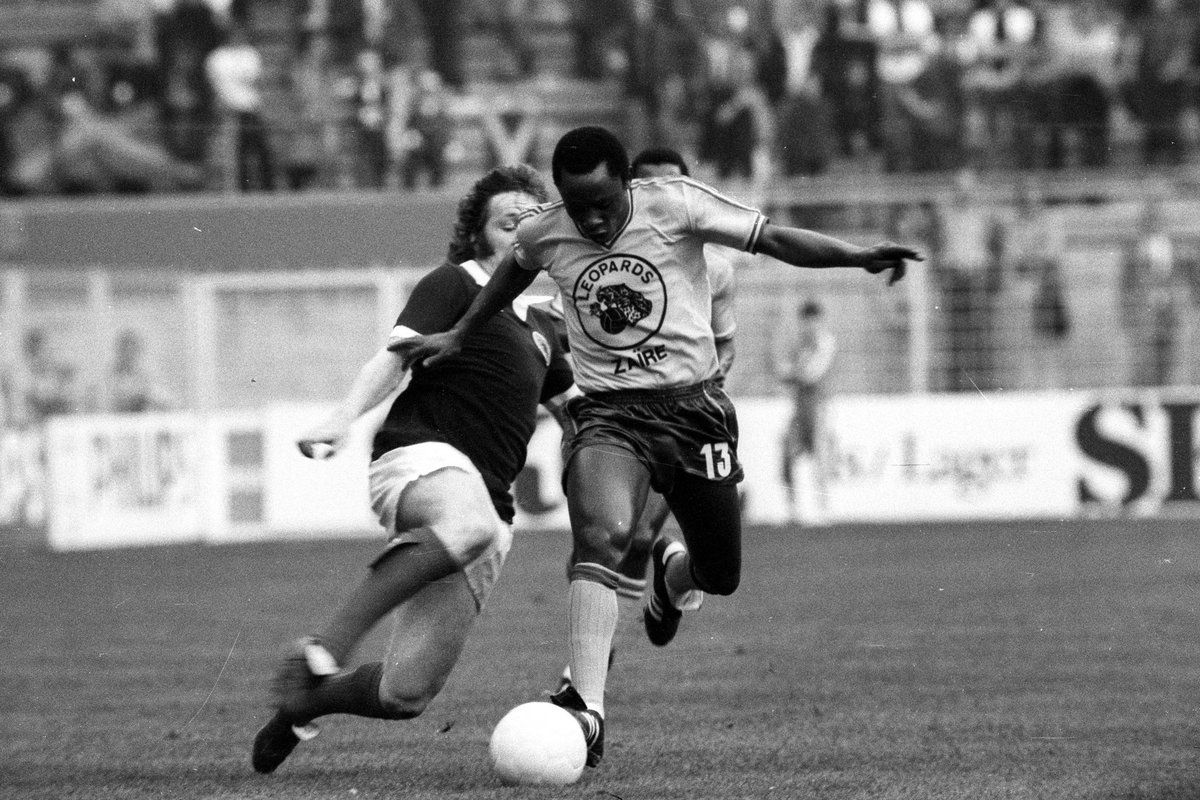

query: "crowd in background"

left=0, top=0, right=1197, bottom=197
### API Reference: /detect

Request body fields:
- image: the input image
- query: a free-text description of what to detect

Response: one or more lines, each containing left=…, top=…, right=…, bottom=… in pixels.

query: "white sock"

left=569, top=578, right=617, bottom=718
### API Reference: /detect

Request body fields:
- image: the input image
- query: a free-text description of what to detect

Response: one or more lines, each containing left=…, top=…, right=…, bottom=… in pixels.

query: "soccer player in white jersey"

left=249, top=165, right=575, bottom=774
left=556, top=146, right=738, bottom=692
left=394, top=126, right=921, bottom=768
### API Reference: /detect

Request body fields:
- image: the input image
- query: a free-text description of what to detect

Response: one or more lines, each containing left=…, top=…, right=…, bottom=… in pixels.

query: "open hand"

left=387, top=330, right=464, bottom=370
left=297, top=418, right=349, bottom=459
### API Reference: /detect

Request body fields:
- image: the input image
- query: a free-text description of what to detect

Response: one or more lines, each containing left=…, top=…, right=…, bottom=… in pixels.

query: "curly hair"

left=446, top=164, right=549, bottom=264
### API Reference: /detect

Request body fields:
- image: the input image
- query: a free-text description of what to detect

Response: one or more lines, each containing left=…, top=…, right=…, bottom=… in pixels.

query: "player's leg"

left=279, top=569, right=479, bottom=722
left=294, top=462, right=498, bottom=676
left=557, top=489, right=668, bottom=692
left=254, top=445, right=504, bottom=773
left=662, top=474, right=742, bottom=598
left=792, top=402, right=822, bottom=524
left=780, top=419, right=800, bottom=521
left=643, top=383, right=743, bottom=646
left=252, top=539, right=487, bottom=775
left=810, top=399, right=830, bottom=520
left=555, top=441, right=652, bottom=766
left=642, top=475, right=742, bottom=647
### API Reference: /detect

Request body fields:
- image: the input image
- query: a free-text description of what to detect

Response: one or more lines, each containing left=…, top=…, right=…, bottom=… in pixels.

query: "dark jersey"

left=373, top=261, right=573, bottom=523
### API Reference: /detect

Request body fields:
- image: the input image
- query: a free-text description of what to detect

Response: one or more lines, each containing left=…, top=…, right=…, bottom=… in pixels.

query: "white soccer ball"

left=488, top=701, right=587, bottom=786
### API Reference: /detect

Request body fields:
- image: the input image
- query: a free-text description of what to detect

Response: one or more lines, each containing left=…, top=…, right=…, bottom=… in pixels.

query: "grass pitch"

left=3, top=519, right=1199, bottom=799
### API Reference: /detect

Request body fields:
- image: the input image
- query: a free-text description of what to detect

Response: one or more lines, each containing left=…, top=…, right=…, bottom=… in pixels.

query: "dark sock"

left=300, top=662, right=396, bottom=720
left=317, top=528, right=457, bottom=664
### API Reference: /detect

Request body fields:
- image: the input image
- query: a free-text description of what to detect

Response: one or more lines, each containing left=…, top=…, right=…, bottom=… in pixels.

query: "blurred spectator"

left=98, top=329, right=174, bottom=413
left=869, top=0, right=937, bottom=83
left=811, top=0, right=882, bottom=158
left=961, top=0, right=1039, bottom=167
left=777, top=73, right=837, bottom=176
left=323, top=0, right=368, bottom=67
left=99, top=36, right=166, bottom=145
left=0, top=364, right=15, bottom=428
left=472, top=0, right=537, bottom=80
left=620, top=0, right=707, bottom=154
left=991, top=178, right=1070, bottom=388
left=775, top=297, right=836, bottom=524
left=280, top=30, right=336, bottom=190
left=931, top=171, right=1002, bottom=391
left=772, top=2, right=837, bottom=176
left=698, top=43, right=775, bottom=183
left=1026, top=0, right=1122, bottom=169
left=20, top=329, right=77, bottom=423
left=881, top=19, right=967, bottom=173
left=398, top=68, right=451, bottom=189
left=160, top=43, right=216, bottom=167
left=6, top=34, right=203, bottom=197
left=776, top=0, right=823, bottom=98
left=1121, top=198, right=1193, bottom=387
left=156, top=0, right=223, bottom=166
left=205, top=20, right=276, bottom=191
left=351, top=48, right=393, bottom=188
left=746, top=0, right=791, bottom=108
left=46, top=90, right=205, bottom=194
left=1121, top=0, right=1199, bottom=166
left=414, top=0, right=467, bottom=89
left=0, top=54, right=34, bottom=196
left=570, top=0, right=629, bottom=80
left=479, top=87, right=542, bottom=170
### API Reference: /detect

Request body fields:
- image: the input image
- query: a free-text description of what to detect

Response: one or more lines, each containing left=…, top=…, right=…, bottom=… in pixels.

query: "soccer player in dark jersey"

left=394, top=126, right=922, bottom=768
left=250, top=164, right=575, bottom=774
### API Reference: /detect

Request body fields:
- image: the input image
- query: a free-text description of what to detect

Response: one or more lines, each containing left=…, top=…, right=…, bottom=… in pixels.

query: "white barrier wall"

left=10, top=388, right=1200, bottom=550
left=44, top=414, right=205, bottom=550
left=738, top=395, right=1081, bottom=523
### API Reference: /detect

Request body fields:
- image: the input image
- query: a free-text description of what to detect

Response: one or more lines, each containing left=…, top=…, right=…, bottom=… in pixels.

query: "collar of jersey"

left=460, top=259, right=553, bottom=323
left=570, top=186, right=634, bottom=250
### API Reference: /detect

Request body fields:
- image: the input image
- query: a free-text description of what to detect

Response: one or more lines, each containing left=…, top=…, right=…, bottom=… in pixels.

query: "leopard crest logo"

left=571, top=254, right=667, bottom=350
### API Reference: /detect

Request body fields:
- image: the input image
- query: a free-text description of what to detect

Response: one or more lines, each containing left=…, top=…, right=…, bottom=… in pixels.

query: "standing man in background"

left=775, top=297, right=836, bottom=524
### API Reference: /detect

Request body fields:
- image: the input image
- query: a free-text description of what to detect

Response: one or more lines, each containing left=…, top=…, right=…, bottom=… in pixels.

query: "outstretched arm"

left=389, top=251, right=537, bottom=368
left=297, top=345, right=406, bottom=458
left=755, top=224, right=922, bottom=285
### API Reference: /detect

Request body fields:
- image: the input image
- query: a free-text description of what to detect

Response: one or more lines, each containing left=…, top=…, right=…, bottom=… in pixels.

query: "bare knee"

left=435, top=511, right=500, bottom=565
left=571, top=517, right=633, bottom=569
left=377, top=675, right=440, bottom=720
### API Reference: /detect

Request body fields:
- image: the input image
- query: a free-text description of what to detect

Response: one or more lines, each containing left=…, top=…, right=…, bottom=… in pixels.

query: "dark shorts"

left=784, top=387, right=825, bottom=454
left=563, top=379, right=743, bottom=494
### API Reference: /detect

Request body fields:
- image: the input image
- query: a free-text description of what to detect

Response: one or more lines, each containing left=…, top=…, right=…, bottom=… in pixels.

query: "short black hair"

left=551, top=126, right=629, bottom=186
left=801, top=299, right=823, bottom=318
left=631, top=147, right=690, bottom=177
left=447, top=164, right=549, bottom=264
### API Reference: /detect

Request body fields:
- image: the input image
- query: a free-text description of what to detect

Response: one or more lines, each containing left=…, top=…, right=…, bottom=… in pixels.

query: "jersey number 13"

left=701, top=442, right=733, bottom=479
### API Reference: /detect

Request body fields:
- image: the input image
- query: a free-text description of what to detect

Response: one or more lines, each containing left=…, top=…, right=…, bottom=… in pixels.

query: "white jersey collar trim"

left=459, top=259, right=552, bottom=323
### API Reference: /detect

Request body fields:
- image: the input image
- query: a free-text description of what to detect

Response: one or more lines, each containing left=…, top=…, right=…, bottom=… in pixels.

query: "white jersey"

left=513, top=176, right=765, bottom=393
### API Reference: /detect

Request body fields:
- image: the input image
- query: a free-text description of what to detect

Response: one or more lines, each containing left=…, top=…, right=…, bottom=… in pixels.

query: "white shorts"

left=368, top=441, right=512, bottom=609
